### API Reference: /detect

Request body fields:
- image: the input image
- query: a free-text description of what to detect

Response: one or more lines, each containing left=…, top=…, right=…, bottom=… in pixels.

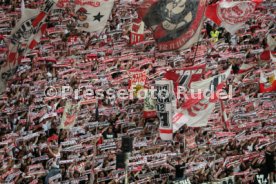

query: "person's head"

left=107, top=126, right=113, bottom=134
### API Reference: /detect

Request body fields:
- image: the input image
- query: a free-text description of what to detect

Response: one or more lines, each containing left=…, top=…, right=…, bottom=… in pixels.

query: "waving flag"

left=205, top=0, right=262, bottom=34
left=173, top=96, right=216, bottom=130
left=75, top=0, right=114, bottom=33
left=259, top=70, right=276, bottom=93
left=7, top=7, right=40, bottom=63
left=130, top=19, right=145, bottom=45
left=164, top=64, right=206, bottom=92
left=143, top=89, right=157, bottom=118
left=173, top=67, right=231, bottom=130
left=0, top=0, right=56, bottom=93
left=59, top=101, right=81, bottom=129
left=129, top=70, right=147, bottom=97
left=0, top=8, right=39, bottom=93
left=27, top=0, right=56, bottom=51
left=191, top=67, right=232, bottom=92
left=156, top=80, right=174, bottom=140
left=138, top=0, right=206, bottom=51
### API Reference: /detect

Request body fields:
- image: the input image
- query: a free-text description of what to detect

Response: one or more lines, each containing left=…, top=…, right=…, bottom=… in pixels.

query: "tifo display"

left=0, top=0, right=275, bottom=184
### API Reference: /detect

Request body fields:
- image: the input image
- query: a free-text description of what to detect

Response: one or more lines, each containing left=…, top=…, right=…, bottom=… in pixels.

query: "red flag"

left=130, top=19, right=145, bottom=45
left=164, top=64, right=206, bottom=94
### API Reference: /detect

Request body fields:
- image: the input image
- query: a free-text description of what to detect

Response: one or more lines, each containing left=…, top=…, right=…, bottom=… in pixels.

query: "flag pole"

left=124, top=152, right=130, bottom=184
left=191, top=0, right=209, bottom=65
left=219, top=99, right=229, bottom=131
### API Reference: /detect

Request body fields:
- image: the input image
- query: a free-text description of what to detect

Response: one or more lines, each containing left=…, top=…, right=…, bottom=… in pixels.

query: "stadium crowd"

left=0, top=0, right=275, bottom=184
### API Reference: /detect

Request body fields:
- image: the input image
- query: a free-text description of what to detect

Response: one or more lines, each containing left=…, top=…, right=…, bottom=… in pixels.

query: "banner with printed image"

left=60, top=101, right=81, bottom=129
left=156, top=80, right=174, bottom=140
left=129, top=70, right=147, bottom=97
left=173, top=67, right=231, bottom=130
left=75, top=0, right=114, bottom=33
left=138, top=0, right=206, bottom=51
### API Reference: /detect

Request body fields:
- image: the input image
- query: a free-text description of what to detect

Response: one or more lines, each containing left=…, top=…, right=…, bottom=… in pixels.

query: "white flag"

left=173, top=67, right=231, bottom=130
left=0, top=8, right=39, bottom=93
left=156, top=80, right=174, bottom=140
left=75, top=0, right=114, bottom=33
left=206, top=0, right=261, bottom=34
left=173, top=102, right=215, bottom=130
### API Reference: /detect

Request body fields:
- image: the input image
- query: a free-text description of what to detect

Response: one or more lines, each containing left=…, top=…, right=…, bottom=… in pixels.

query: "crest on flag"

left=218, top=1, right=256, bottom=25
left=138, top=0, right=206, bottom=51
left=75, top=0, right=114, bottom=33
left=206, top=0, right=261, bottom=34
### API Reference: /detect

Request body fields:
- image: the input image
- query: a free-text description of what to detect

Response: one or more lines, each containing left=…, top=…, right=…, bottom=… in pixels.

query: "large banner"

left=173, top=67, right=231, bottom=131
left=206, top=0, right=261, bottom=34
left=173, top=98, right=215, bottom=130
left=75, top=0, right=114, bottom=33
left=156, top=80, right=174, bottom=140
left=0, top=8, right=39, bottom=93
left=1, top=0, right=56, bottom=93
left=8, top=0, right=56, bottom=63
left=138, top=0, right=206, bottom=51
left=60, top=101, right=80, bottom=129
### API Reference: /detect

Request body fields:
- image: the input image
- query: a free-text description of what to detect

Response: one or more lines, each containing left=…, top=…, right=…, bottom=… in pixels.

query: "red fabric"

left=132, top=24, right=140, bottom=32
left=40, top=23, right=47, bottom=33
left=260, top=50, right=270, bottom=61
left=32, top=12, right=46, bottom=27
left=259, top=80, right=276, bottom=93
left=159, top=129, right=173, bottom=134
left=205, top=3, right=221, bottom=25
left=29, top=40, right=38, bottom=49
left=143, top=111, right=157, bottom=118
left=130, top=32, right=144, bottom=45
left=164, top=71, right=179, bottom=82
left=97, top=136, right=103, bottom=145
left=181, top=94, right=202, bottom=109
left=47, top=134, right=58, bottom=142
left=8, top=52, right=17, bottom=64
